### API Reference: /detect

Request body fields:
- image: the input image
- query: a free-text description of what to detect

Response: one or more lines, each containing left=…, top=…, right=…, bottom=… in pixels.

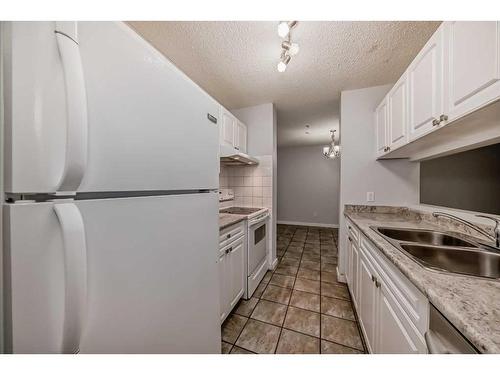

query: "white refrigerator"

left=1, top=21, right=222, bottom=353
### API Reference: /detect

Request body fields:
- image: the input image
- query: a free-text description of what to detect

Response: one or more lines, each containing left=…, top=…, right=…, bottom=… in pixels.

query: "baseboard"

left=277, top=220, right=339, bottom=228
left=336, top=266, right=347, bottom=284
left=269, top=257, right=279, bottom=270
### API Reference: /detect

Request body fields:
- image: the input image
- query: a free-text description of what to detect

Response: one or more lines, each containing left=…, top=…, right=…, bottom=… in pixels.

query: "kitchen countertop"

left=219, top=213, right=246, bottom=230
left=344, top=206, right=500, bottom=353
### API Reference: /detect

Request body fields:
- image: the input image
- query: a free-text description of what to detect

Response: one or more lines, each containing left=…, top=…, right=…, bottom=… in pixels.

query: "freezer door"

left=3, top=22, right=219, bottom=194
left=3, top=193, right=220, bottom=353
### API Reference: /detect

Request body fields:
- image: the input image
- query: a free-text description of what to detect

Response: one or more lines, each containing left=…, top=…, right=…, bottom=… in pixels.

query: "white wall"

left=232, top=103, right=278, bottom=269
left=338, top=85, right=420, bottom=276
left=277, top=145, right=340, bottom=227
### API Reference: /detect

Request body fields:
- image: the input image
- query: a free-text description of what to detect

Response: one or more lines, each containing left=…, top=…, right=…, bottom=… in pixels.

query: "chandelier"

left=323, top=129, right=341, bottom=159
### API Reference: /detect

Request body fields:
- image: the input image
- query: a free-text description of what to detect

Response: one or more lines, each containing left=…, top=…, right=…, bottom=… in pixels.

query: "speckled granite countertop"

left=219, top=213, right=246, bottom=230
left=344, top=207, right=500, bottom=354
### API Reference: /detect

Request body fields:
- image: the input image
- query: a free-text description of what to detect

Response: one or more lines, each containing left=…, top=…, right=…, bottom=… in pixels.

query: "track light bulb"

left=277, top=54, right=291, bottom=72
left=278, top=21, right=297, bottom=38
left=278, top=22, right=290, bottom=38
left=289, top=42, right=299, bottom=56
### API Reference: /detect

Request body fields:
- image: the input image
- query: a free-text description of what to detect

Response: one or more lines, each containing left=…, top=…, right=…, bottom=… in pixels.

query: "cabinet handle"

left=371, top=274, right=381, bottom=288
left=226, top=234, right=231, bottom=239
left=439, top=114, right=448, bottom=123
left=432, top=118, right=440, bottom=126
left=234, top=147, right=240, bottom=151
left=226, top=247, right=232, bottom=254
left=348, top=237, right=352, bottom=243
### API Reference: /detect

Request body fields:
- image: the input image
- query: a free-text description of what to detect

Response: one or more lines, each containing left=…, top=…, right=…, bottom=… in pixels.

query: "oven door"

left=248, top=214, right=269, bottom=274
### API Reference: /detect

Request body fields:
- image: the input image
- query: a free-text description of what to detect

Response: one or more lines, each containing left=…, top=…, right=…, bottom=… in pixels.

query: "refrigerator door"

left=3, top=21, right=220, bottom=194
left=3, top=193, right=220, bottom=353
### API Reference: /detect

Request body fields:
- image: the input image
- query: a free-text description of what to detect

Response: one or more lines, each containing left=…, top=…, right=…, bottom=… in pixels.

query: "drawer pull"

left=226, top=234, right=231, bottom=239
left=371, top=274, right=381, bottom=288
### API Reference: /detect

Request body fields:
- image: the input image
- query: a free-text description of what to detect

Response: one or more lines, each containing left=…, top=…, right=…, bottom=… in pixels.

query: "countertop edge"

left=219, top=215, right=246, bottom=230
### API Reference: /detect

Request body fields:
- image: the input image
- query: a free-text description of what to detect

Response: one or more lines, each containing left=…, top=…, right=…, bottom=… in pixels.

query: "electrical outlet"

left=367, top=192, right=375, bottom=202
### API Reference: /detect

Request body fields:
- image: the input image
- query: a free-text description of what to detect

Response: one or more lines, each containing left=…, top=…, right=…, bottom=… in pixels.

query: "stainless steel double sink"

left=371, top=226, right=500, bottom=280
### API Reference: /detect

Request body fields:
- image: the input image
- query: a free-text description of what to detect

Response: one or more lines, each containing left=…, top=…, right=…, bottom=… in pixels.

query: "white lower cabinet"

left=377, top=282, right=424, bottom=354
left=345, top=224, right=429, bottom=353
left=219, top=223, right=246, bottom=323
left=358, top=252, right=378, bottom=353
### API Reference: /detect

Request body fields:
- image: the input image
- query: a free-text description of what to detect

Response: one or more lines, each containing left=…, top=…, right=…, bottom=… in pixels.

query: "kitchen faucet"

left=432, top=211, right=500, bottom=250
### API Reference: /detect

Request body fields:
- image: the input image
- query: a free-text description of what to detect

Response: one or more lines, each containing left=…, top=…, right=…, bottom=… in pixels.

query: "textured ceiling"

left=127, top=21, right=441, bottom=147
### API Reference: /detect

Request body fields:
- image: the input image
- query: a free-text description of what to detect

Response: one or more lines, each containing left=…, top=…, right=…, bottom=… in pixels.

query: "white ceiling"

left=127, top=21, right=440, bottom=147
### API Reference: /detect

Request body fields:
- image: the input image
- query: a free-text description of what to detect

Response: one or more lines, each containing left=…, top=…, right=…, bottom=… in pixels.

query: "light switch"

left=367, top=192, right=375, bottom=202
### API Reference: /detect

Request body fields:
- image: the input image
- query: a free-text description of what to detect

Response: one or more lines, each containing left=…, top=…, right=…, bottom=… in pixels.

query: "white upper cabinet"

left=375, top=99, right=388, bottom=157
left=234, top=121, right=247, bottom=154
left=444, top=21, right=500, bottom=121
left=220, top=107, right=236, bottom=149
left=408, top=26, right=444, bottom=141
left=375, top=21, right=500, bottom=160
left=387, top=74, right=409, bottom=150
left=219, top=106, right=248, bottom=154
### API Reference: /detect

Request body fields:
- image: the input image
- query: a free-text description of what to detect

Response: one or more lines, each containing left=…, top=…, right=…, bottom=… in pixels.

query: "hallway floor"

left=221, top=224, right=366, bottom=354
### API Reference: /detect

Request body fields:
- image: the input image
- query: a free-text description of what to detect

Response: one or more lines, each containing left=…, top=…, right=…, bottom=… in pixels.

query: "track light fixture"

left=276, top=21, right=299, bottom=72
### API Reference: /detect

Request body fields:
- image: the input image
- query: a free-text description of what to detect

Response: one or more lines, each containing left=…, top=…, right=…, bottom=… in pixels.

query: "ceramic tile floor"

left=221, top=224, right=367, bottom=354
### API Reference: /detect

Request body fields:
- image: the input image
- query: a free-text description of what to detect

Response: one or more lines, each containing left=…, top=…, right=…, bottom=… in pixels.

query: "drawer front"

left=219, top=221, right=245, bottom=251
left=360, top=235, right=429, bottom=335
left=345, top=217, right=360, bottom=244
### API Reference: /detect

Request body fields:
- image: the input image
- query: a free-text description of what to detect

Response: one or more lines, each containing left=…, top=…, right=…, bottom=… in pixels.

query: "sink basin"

left=400, top=244, right=500, bottom=279
left=375, top=227, right=476, bottom=248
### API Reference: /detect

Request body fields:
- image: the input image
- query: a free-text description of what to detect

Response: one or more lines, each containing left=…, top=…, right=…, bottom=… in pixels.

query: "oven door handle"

left=249, top=213, right=269, bottom=226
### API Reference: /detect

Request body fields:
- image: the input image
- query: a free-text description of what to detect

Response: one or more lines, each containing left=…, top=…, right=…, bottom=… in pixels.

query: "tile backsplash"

left=219, top=155, right=273, bottom=209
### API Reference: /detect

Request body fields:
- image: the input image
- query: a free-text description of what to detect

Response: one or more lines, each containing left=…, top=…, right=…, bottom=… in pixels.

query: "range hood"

left=220, top=145, right=259, bottom=166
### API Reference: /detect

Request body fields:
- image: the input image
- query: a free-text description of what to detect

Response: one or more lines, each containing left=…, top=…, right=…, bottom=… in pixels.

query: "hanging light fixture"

left=323, top=130, right=341, bottom=159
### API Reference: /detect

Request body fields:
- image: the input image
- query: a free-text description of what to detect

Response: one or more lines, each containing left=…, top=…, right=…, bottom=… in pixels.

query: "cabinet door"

left=345, top=234, right=352, bottom=285
left=388, top=75, right=408, bottom=151
left=228, top=238, right=245, bottom=310
left=375, top=99, right=388, bottom=157
left=220, top=108, right=235, bottom=149
left=357, top=253, right=377, bottom=353
left=408, top=26, right=444, bottom=141
left=235, top=121, right=247, bottom=154
left=218, top=254, right=229, bottom=323
left=377, top=283, right=426, bottom=354
left=350, top=244, right=359, bottom=307
left=445, top=21, right=500, bottom=121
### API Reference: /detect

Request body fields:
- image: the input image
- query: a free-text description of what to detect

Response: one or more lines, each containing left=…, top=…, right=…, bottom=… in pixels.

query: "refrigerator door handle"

left=54, top=22, right=88, bottom=194
left=54, top=202, right=88, bottom=353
